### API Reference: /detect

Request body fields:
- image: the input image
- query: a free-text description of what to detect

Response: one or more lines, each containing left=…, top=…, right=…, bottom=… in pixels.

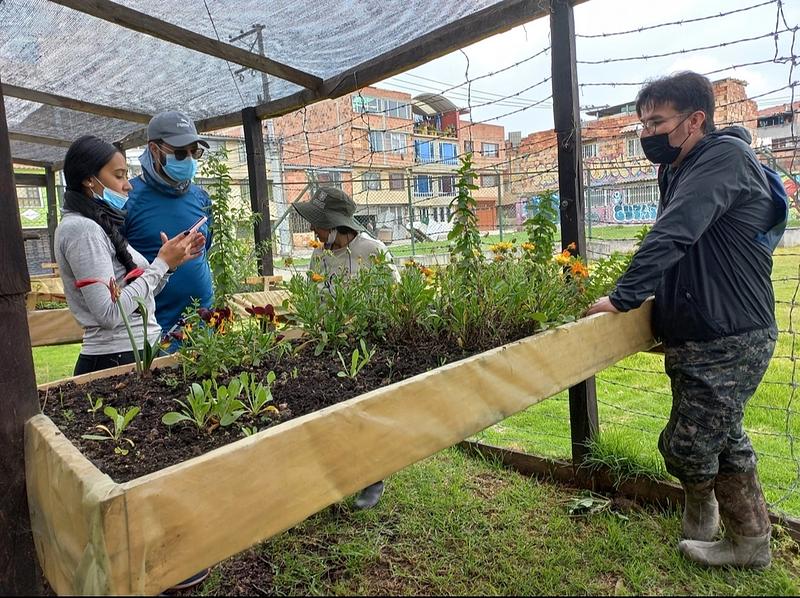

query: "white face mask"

left=324, top=229, right=338, bottom=249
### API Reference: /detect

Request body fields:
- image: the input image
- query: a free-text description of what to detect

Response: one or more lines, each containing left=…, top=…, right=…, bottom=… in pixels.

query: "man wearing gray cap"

left=294, top=186, right=399, bottom=509
left=124, top=111, right=214, bottom=338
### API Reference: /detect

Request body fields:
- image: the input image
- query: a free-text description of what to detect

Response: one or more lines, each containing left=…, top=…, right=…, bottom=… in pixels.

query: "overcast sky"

left=378, top=0, right=800, bottom=137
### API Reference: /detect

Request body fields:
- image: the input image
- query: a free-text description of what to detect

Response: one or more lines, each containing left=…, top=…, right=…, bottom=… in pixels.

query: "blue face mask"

left=93, top=178, right=128, bottom=210
left=162, top=153, right=198, bottom=183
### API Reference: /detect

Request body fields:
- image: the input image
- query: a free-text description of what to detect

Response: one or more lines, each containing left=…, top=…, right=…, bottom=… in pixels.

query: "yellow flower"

left=310, top=272, right=324, bottom=283
left=490, top=241, right=514, bottom=255
left=421, top=267, right=434, bottom=278
left=493, top=254, right=505, bottom=262
left=308, top=239, right=322, bottom=249
left=521, top=242, right=535, bottom=252
left=555, top=250, right=571, bottom=266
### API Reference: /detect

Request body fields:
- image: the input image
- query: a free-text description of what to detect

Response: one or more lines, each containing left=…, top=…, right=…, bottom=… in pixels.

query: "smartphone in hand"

left=188, top=215, right=208, bottom=233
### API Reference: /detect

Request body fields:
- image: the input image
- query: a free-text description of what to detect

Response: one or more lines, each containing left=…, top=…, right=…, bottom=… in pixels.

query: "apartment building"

left=271, top=86, right=506, bottom=239
left=506, top=78, right=759, bottom=226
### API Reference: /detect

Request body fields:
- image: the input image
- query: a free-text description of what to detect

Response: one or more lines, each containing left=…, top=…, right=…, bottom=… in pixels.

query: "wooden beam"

left=9, top=132, right=72, bottom=148
left=0, top=73, right=42, bottom=596
left=49, top=0, right=322, bottom=91
left=44, top=166, right=58, bottom=262
left=550, top=0, right=598, bottom=465
left=2, top=83, right=152, bottom=123
left=11, top=158, right=52, bottom=169
left=459, top=441, right=800, bottom=544
left=12, top=173, right=46, bottom=187
left=253, top=0, right=590, bottom=121
left=242, top=107, right=274, bottom=276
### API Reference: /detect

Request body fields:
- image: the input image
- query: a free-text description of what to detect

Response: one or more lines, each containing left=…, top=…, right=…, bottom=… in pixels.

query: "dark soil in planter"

left=40, top=333, right=529, bottom=483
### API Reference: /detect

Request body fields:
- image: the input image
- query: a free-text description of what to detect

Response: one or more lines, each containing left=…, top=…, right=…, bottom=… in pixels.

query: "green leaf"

left=81, top=434, right=111, bottom=441
left=162, top=412, right=190, bottom=426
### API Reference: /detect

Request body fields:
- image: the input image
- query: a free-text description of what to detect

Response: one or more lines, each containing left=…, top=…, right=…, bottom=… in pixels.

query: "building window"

left=414, top=140, right=434, bottom=163
left=480, top=174, right=499, bottom=188
left=439, top=142, right=457, bottom=165
left=315, top=170, right=343, bottom=190
left=353, top=95, right=412, bottom=119
left=16, top=186, right=42, bottom=208
left=464, top=140, right=474, bottom=155
left=389, top=172, right=405, bottom=190
left=626, top=137, right=644, bottom=157
left=481, top=142, right=499, bottom=158
left=582, top=143, right=598, bottom=159
left=363, top=172, right=381, bottom=191
left=369, top=131, right=385, bottom=152
left=236, top=142, right=247, bottom=165
left=440, top=175, right=456, bottom=195
left=390, top=133, right=408, bottom=155
left=414, top=175, right=432, bottom=196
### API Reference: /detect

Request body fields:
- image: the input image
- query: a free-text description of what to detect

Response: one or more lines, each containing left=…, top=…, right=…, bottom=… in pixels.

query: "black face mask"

left=640, top=116, right=692, bottom=165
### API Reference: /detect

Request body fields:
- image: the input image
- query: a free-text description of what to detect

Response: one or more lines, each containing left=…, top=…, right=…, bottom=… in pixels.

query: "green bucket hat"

left=293, top=187, right=365, bottom=231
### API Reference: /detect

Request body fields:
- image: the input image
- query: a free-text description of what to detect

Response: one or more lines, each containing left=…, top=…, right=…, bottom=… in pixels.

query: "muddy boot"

left=678, top=471, right=771, bottom=569
left=354, top=481, right=384, bottom=510
left=681, top=479, right=719, bottom=541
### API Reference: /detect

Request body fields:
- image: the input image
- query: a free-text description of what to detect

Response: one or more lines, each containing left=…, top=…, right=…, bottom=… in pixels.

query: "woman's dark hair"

left=635, top=71, right=716, bottom=134
left=63, top=135, right=138, bottom=273
left=335, top=226, right=358, bottom=235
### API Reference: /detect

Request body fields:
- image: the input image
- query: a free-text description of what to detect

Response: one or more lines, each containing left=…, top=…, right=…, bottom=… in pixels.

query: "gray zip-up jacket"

left=609, top=126, right=779, bottom=343
left=56, top=210, right=171, bottom=355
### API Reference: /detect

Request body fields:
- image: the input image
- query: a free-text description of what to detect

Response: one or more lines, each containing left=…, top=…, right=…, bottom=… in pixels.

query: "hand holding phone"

left=188, top=215, right=208, bottom=233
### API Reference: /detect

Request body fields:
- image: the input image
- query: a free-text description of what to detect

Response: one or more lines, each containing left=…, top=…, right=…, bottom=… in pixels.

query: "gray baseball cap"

left=147, top=111, right=209, bottom=148
left=293, top=187, right=366, bottom=231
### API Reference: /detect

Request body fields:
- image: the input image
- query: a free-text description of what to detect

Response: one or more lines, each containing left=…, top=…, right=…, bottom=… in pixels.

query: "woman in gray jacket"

left=56, top=135, right=204, bottom=376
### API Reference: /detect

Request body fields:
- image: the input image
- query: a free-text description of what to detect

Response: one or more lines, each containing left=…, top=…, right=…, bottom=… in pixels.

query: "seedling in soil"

left=238, top=371, right=279, bottom=419
left=61, top=408, right=75, bottom=423
left=162, top=380, right=216, bottom=431
left=82, top=405, right=141, bottom=456
left=240, top=425, right=259, bottom=437
left=337, top=339, right=376, bottom=380
left=86, top=393, right=104, bottom=418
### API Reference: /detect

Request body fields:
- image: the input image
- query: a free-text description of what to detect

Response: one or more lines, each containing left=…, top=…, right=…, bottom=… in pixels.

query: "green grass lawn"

left=32, top=343, right=81, bottom=384
left=31, top=248, right=800, bottom=594
left=195, top=449, right=800, bottom=596
left=475, top=247, right=800, bottom=516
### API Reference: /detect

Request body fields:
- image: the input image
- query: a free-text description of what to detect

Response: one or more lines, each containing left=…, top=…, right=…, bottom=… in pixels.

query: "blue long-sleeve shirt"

left=124, top=174, right=214, bottom=334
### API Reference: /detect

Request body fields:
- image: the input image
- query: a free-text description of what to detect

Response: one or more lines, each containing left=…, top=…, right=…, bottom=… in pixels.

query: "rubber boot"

left=354, top=480, right=384, bottom=510
left=678, top=471, right=771, bottom=569
left=681, top=479, right=720, bottom=541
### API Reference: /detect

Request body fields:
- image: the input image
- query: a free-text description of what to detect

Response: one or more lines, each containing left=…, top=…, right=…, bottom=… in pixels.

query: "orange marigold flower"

left=570, top=261, right=589, bottom=278
left=521, top=242, right=535, bottom=252
left=310, top=272, right=324, bottom=283
left=308, top=239, right=322, bottom=249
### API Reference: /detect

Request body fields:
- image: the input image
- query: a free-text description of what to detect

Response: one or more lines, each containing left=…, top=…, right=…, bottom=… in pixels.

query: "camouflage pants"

left=659, top=327, right=777, bottom=484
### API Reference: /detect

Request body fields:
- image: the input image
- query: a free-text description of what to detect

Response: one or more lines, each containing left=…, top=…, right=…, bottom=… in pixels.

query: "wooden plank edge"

left=458, top=441, right=800, bottom=544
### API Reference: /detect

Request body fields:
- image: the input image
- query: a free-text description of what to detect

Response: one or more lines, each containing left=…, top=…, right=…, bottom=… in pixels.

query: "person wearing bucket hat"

left=294, top=186, right=399, bottom=509
left=124, top=111, right=215, bottom=341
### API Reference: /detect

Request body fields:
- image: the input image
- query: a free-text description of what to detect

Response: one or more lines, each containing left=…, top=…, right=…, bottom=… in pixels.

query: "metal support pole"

left=44, top=165, right=57, bottom=262
left=406, top=169, right=415, bottom=257
left=550, top=0, right=599, bottom=467
left=0, top=73, right=43, bottom=596
left=242, top=107, right=274, bottom=276
left=496, top=167, right=503, bottom=241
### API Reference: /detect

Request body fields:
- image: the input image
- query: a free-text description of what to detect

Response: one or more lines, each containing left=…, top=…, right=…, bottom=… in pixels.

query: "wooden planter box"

left=26, top=304, right=655, bottom=595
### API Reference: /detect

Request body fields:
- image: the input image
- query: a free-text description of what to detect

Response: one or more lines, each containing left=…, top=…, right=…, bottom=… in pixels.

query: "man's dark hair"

left=635, top=71, right=716, bottom=133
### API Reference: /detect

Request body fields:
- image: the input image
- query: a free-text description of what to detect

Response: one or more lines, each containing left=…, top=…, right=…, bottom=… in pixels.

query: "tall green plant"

left=524, top=190, right=559, bottom=265
left=447, top=154, right=483, bottom=268
left=200, top=148, right=257, bottom=305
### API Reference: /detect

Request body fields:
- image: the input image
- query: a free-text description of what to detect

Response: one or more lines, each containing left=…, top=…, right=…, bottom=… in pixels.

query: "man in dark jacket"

left=587, top=72, right=784, bottom=568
